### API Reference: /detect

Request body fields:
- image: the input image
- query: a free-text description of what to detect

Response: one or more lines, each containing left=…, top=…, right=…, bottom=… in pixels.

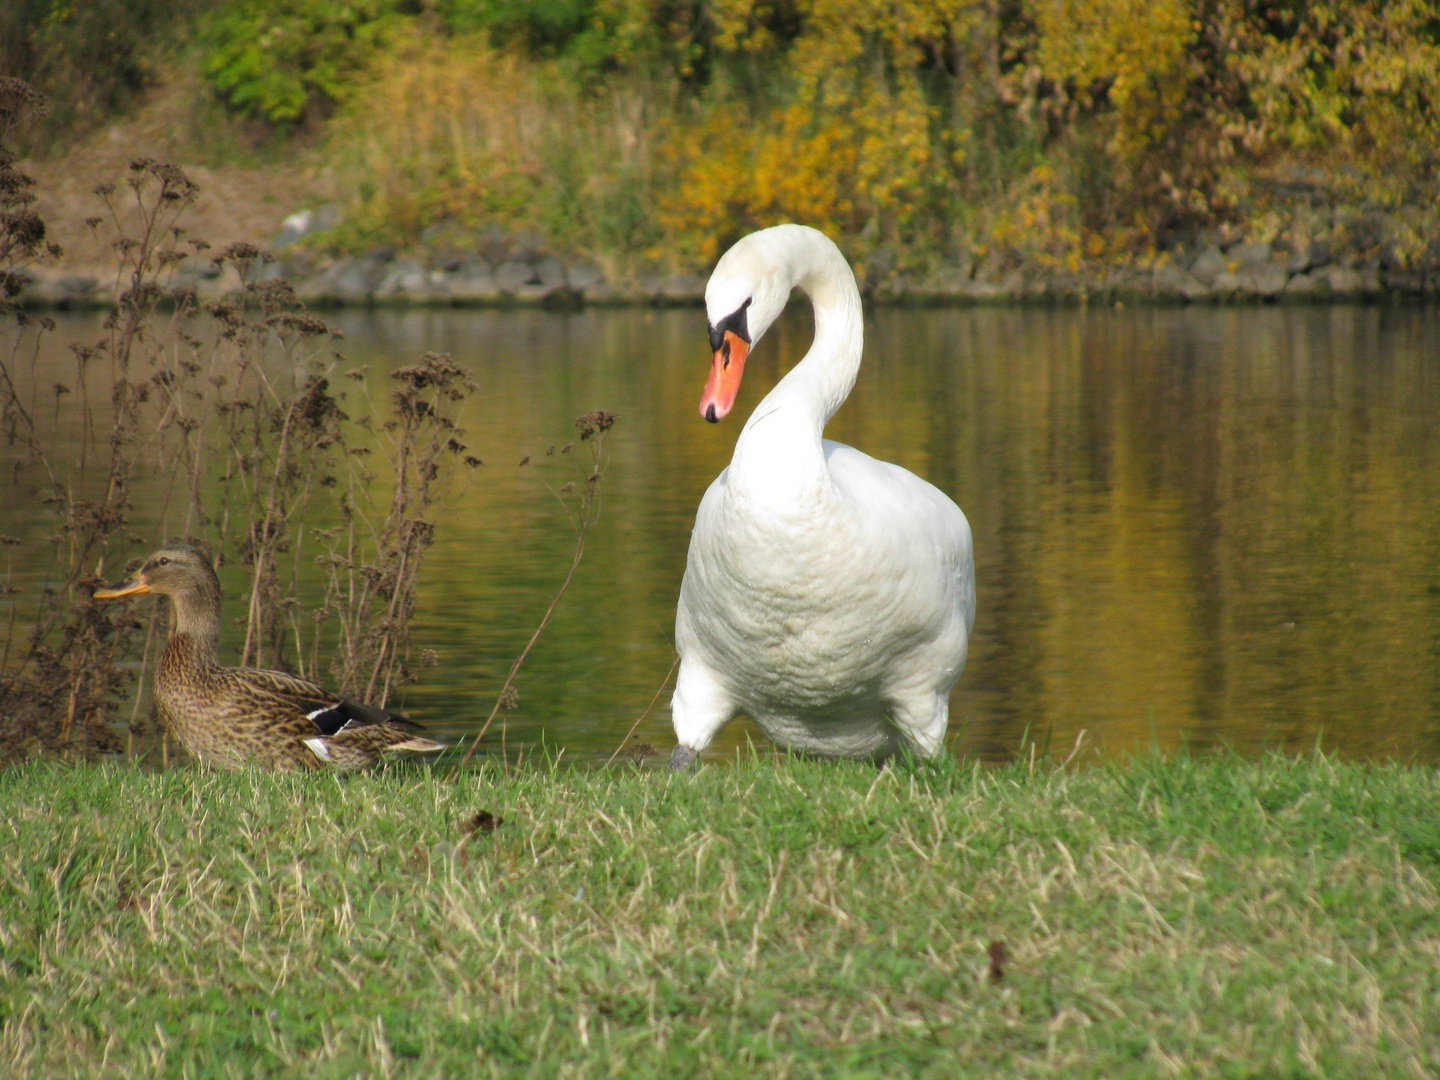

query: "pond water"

left=7, top=303, right=1440, bottom=764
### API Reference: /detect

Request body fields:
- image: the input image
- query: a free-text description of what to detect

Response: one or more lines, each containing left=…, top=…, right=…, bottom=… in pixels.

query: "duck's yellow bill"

left=94, top=579, right=150, bottom=599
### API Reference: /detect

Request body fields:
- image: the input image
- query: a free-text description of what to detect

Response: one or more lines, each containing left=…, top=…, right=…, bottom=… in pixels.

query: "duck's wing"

left=219, top=667, right=427, bottom=736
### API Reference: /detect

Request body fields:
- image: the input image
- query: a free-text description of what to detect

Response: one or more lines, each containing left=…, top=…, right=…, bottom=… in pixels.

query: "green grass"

left=2, top=753, right=1438, bottom=1078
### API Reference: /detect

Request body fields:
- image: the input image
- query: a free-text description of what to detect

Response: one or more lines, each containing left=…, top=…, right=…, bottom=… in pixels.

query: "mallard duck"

left=94, top=545, right=444, bottom=771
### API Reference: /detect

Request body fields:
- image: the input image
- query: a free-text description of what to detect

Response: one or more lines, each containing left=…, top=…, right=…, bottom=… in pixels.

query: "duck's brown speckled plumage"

left=96, top=546, right=443, bottom=771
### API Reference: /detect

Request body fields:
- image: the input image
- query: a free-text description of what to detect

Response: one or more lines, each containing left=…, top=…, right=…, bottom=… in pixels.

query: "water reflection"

left=5, top=304, right=1439, bottom=763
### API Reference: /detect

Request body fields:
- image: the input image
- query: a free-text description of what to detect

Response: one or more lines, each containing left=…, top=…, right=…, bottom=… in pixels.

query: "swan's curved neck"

left=732, top=237, right=863, bottom=491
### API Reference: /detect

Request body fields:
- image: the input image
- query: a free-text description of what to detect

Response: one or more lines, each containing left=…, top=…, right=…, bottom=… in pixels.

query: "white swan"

left=670, top=224, right=975, bottom=767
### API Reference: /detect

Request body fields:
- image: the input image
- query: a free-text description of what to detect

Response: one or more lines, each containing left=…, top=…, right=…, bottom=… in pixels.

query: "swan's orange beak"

left=700, top=330, right=748, bottom=423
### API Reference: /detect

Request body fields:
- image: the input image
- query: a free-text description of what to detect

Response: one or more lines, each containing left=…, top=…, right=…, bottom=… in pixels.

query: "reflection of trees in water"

left=933, top=306, right=1440, bottom=763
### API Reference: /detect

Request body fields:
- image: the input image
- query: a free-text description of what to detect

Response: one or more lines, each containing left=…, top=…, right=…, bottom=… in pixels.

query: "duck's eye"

left=156, top=557, right=170, bottom=566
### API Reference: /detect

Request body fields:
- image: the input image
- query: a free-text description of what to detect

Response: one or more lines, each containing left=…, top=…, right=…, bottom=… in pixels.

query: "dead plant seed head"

left=626, top=741, right=655, bottom=763
left=0, top=77, right=49, bottom=134
left=575, top=410, right=616, bottom=441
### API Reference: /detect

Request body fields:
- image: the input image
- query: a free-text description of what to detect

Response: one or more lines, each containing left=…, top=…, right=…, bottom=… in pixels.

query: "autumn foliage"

left=23, top=0, right=1435, bottom=272
left=655, top=0, right=1440, bottom=270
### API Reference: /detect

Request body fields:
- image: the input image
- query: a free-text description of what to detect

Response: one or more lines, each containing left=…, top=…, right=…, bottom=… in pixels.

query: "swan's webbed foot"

left=669, top=745, right=700, bottom=771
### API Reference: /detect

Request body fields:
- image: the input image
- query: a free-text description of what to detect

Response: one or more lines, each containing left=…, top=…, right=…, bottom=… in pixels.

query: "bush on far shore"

left=10, top=0, right=1440, bottom=278
left=213, top=0, right=1440, bottom=277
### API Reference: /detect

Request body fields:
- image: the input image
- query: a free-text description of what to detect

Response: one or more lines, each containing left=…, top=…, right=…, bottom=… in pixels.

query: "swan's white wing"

left=676, top=465, right=729, bottom=627
left=823, top=440, right=976, bottom=634
left=687, top=465, right=729, bottom=560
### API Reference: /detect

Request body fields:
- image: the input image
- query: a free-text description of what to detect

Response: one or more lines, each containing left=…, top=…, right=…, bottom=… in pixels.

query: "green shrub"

left=0, top=0, right=209, bottom=136
left=199, top=0, right=718, bottom=127
left=202, top=0, right=404, bottom=124
left=438, top=0, right=595, bottom=54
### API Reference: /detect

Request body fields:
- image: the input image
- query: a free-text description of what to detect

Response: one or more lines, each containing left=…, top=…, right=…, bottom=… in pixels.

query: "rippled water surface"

left=8, top=304, right=1440, bottom=763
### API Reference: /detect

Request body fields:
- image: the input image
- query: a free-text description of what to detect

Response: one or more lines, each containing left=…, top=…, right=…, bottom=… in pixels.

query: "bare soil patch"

left=23, top=65, right=324, bottom=277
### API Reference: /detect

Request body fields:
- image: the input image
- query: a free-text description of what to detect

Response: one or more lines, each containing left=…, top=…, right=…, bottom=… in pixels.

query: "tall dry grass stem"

left=605, top=653, right=678, bottom=767
left=448, top=410, right=615, bottom=777
left=0, top=80, right=506, bottom=762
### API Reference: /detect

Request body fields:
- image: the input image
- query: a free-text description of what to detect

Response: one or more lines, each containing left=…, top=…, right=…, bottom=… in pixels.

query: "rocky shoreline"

left=17, top=233, right=1440, bottom=310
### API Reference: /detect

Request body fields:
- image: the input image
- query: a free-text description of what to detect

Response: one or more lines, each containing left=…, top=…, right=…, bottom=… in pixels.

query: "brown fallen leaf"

left=988, top=941, right=1009, bottom=982
left=466, top=810, right=503, bottom=835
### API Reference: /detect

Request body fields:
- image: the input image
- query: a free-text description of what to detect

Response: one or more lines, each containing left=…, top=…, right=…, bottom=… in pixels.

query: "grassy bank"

left=2, top=754, right=1438, bottom=1077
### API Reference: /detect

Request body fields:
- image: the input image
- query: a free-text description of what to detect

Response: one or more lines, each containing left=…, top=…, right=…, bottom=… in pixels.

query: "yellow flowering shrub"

left=324, top=31, right=541, bottom=245
left=1021, top=0, right=1440, bottom=228
left=661, top=0, right=979, bottom=266
left=1226, top=0, right=1440, bottom=208
left=659, top=106, right=858, bottom=265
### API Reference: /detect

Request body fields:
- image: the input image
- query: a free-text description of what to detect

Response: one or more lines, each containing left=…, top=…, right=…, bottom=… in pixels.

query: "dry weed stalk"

left=449, top=409, right=616, bottom=776
left=605, top=653, right=678, bottom=766
left=0, top=85, right=203, bottom=758
left=195, top=269, right=348, bottom=672
left=316, top=353, right=479, bottom=706
left=155, top=281, right=481, bottom=737
left=0, top=80, right=485, bottom=762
